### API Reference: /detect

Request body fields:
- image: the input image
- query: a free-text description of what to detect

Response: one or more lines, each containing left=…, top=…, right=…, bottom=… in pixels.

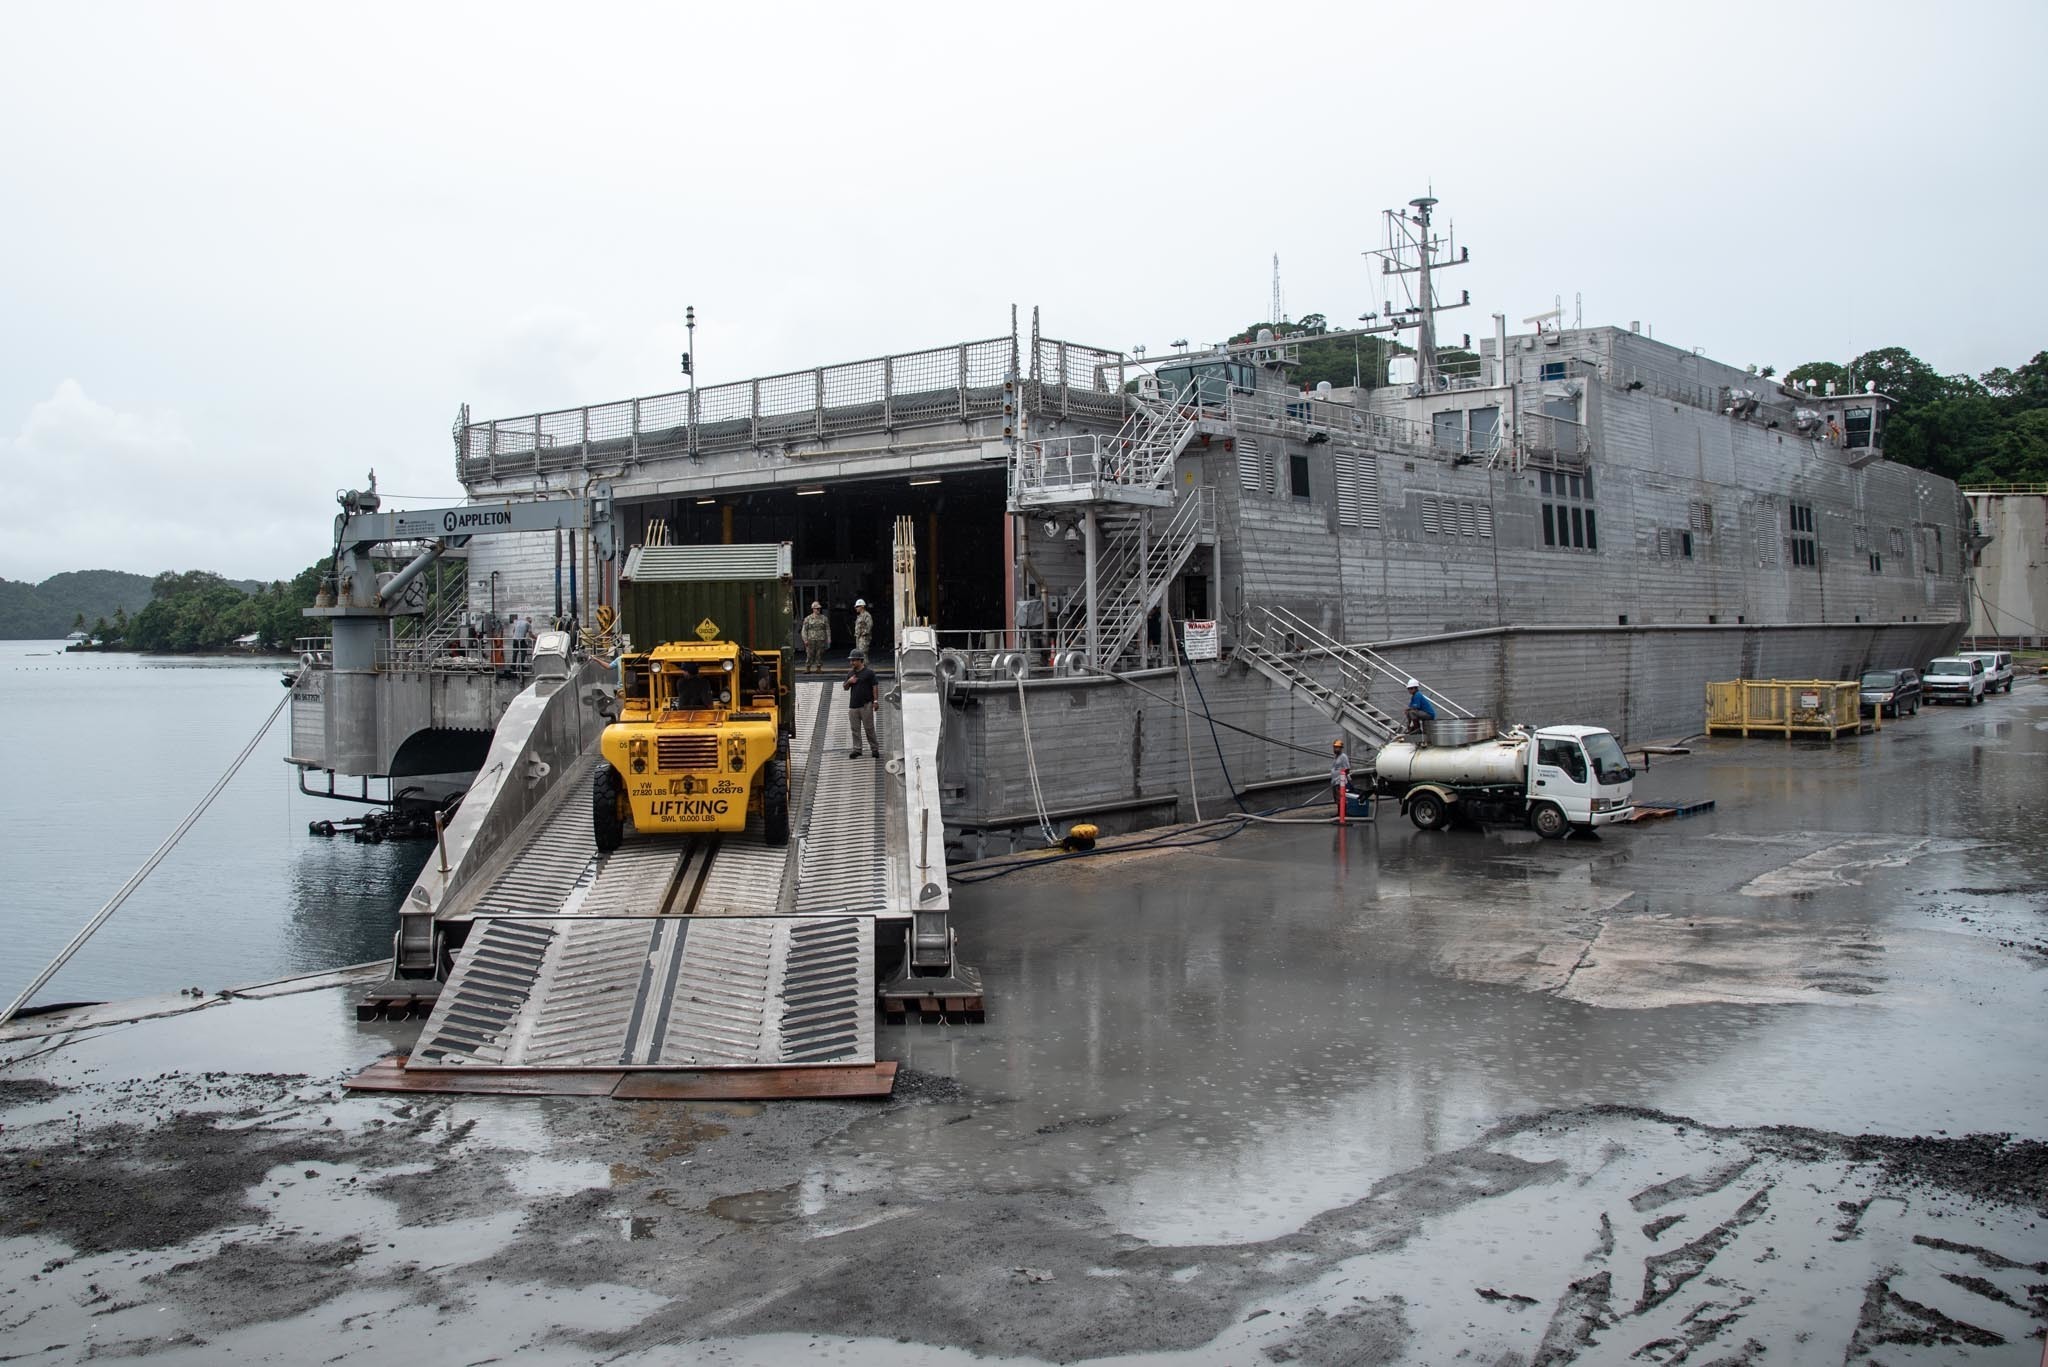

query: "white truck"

left=1374, top=724, right=1635, bottom=838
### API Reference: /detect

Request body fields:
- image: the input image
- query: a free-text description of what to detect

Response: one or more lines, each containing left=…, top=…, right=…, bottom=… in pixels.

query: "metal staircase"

left=1052, top=487, right=1216, bottom=663
left=1237, top=604, right=1473, bottom=755
left=1011, top=382, right=1200, bottom=509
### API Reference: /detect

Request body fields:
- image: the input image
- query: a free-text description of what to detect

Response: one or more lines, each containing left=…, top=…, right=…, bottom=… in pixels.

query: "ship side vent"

left=1334, top=451, right=1382, bottom=530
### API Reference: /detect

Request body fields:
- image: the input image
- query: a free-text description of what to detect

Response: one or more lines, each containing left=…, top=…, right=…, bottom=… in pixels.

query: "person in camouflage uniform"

left=852, top=598, right=874, bottom=660
left=801, top=600, right=830, bottom=673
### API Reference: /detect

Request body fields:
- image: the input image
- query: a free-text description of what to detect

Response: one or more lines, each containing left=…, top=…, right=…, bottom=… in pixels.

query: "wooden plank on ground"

left=342, top=1055, right=896, bottom=1100
left=343, top=1056, right=622, bottom=1096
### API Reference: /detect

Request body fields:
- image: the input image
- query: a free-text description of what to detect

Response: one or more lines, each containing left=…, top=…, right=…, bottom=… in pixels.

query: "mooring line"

left=0, top=674, right=299, bottom=1028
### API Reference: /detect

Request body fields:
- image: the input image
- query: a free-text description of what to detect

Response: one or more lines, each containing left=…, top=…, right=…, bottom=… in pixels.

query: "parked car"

left=1960, top=650, right=2015, bottom=694
left=1859, top=667, right=1922, bottom=718
left=1923, top=656, right=1986, bottom=705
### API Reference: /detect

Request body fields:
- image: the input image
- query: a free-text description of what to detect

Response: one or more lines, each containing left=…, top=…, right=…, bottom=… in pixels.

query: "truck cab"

left=1529, top=726, right=1636, bottom=834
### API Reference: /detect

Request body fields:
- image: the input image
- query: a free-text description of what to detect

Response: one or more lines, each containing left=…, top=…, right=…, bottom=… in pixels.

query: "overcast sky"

left=3, top=0, right=2042, bottom=584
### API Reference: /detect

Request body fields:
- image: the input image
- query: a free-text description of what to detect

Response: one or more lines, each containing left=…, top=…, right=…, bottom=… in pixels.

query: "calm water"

left=0, top=640, right=429, bottom=1009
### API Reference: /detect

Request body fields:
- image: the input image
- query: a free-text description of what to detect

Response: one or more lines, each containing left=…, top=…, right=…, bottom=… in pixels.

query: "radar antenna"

left=1368, top=196, right=1471, bottom=391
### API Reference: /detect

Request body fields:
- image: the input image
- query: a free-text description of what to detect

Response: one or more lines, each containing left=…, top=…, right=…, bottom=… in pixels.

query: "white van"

left=1924, top=656, right=1987, bottom=705
left=1960, top=650, right=2015, bottom=694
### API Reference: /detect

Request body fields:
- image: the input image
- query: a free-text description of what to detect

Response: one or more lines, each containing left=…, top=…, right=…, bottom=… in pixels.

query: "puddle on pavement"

left=708, top=1185, right=800, bottom=1224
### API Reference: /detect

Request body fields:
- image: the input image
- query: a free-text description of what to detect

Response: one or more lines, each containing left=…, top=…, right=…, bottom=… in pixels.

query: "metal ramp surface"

left=373, top=659, right=947, bottom=1083
left=794, top=688, right=895, bottom=915
left=407, top=913, right=875, bottom=1069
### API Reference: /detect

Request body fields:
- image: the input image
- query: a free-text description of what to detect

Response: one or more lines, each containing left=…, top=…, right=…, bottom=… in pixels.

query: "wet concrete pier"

left=4, top=685, right=2045, bottom=1363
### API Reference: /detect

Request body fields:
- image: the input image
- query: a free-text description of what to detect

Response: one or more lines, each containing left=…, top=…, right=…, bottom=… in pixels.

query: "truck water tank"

left=1376, top=734, right=1530, bottom=787
left=1424, top=717, right=1497, bottom=747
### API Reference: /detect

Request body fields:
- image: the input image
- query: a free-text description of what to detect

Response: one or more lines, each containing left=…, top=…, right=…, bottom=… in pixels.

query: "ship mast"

left=1373, top=195, right=1469, bottom=390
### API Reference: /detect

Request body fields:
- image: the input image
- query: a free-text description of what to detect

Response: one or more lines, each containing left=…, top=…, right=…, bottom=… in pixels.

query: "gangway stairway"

left=1236, top=604, right=1475, bottom=762
left=1012, top=382, right=1214, bottom=666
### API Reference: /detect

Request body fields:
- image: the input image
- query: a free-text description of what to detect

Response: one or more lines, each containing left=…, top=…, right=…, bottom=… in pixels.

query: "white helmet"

left=1404, top=678, right=1420, bottom=689
left=855, top=598, right=866, bottom=607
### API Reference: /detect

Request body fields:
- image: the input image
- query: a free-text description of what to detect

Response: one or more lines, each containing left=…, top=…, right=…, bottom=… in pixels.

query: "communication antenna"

left=1271, top=253, right=1284, bottom=326
left=1368, top=194, right=1471, bottom=391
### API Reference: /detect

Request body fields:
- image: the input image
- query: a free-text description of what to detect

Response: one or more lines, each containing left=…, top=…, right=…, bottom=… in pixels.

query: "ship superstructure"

left=287, top=198, right=1974, bottom=850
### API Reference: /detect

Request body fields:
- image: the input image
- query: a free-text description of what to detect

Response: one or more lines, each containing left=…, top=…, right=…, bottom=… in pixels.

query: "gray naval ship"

left=289, top=196, right=1973, bottom=857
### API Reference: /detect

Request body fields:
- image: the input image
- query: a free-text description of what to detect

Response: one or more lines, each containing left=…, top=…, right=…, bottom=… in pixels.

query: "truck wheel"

left=1408, top=792, right=1447, bottom=831
left=762, top=760, right=790, bottom=847
left=594, top=765, right=625, bottom=853
left=1531, top=802, right=1569, bottom=840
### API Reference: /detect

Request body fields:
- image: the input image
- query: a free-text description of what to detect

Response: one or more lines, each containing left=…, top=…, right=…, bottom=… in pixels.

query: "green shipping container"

left=616, top=543, right=796, bottom=652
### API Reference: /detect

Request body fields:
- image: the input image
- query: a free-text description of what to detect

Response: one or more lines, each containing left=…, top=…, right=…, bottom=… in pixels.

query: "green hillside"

left=0, top=570, right=156, bottom=639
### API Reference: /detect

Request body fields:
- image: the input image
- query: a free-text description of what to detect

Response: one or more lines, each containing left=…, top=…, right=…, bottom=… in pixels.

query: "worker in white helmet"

left=852, top=597, right=874, bottom=661
left=1404, top=678, right=1437, bottom=736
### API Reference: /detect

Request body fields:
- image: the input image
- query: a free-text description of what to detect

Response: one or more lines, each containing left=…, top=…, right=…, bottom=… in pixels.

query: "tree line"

left=80, top=565, right=328, bottom=653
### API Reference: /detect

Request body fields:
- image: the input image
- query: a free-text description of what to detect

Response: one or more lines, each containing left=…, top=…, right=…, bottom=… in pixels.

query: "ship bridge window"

left=1157, top=361, right=1255, bottom=405
left=1540, top=361, right=1567, bottom=382
left=1842, top=406, right=1876, bottom=449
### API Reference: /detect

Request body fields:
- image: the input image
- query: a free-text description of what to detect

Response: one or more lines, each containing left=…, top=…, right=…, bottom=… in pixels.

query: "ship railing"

left=1516, top=413, right=1590, bottom=468
left=378, top=633, right=529, bottom=675
left=1011, top=382, right=1203, bottom=504
left=1613, top=365, right=1724, bottom=415
left=1246, top=604, right=1478, bottom=721
left=459, top=332, right=1126, bottom=481
left=1030, top=337, right=1129, bottom=424
left=1046, top=487, right=1205, bottom=641
left=293, top=636, right=333, bottom=666
left=1228, top=390, right=1438, bottom=458
left=1962, top=483, right=2048, bottom=496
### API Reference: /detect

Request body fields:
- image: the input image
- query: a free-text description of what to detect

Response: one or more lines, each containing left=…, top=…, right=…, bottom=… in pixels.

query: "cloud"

left=0, top=381, right=322, bottom=583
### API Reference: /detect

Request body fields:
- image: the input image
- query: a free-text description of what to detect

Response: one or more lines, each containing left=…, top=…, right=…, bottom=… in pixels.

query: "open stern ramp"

left=407, top=913, right=873, bottom=1069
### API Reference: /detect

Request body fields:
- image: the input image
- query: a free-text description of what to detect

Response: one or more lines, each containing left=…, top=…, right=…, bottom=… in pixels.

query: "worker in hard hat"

left=852, top=597, right=874, bottom=661
left=1330, top=737, right=1351, bottom=796
left=1403, top=678, right=1437, bottom=736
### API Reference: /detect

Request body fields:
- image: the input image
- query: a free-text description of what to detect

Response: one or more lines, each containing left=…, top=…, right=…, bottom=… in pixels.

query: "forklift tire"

left=1408, top=791, right=1448, bottom=832
left=1531, top=802, right=1570, bottom=840
left=594, top=765, right=625, bottom=853
left=762, top=760, right=790, bottom=847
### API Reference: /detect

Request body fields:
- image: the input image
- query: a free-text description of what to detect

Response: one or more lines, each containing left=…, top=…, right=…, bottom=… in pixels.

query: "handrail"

left=1056, top=486, right=1215, bottom=663
left=1249, top=603, right=1476, bottom=719
left=1012, top=381, right=1204, bottom=503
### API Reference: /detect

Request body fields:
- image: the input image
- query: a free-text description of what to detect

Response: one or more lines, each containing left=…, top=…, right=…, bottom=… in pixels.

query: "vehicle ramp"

left=353, top=646, right=964, bottom=1098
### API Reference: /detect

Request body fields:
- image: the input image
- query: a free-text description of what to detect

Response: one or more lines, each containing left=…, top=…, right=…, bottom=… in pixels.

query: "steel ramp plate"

left=407, top=914, right=874, bottom=1070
